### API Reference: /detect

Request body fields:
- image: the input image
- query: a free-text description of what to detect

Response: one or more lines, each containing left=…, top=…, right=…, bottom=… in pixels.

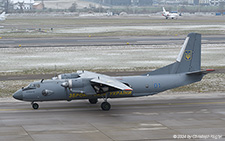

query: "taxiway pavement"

left=0, top=93, right=225, bottom=140
left=1, top=35, right=225, bottom=48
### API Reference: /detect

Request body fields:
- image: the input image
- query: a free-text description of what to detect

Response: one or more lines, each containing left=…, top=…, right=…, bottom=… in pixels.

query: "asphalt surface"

left=1, top=93, right=225, bottom=140
left=1, top=15, right=224, bottom=140
left=0, top=28, right=224, bottom=141
left=1, top=35, right=225, bottom=48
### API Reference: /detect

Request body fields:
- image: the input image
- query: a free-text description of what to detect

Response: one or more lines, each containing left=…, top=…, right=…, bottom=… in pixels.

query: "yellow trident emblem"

left=184, top=50, right=192, bottom=61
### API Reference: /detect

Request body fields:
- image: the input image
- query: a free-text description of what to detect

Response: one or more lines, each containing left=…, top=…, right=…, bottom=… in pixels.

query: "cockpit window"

left=23, top=83, right=39, bottom=91
left=36, top=84, right=40, bottom=88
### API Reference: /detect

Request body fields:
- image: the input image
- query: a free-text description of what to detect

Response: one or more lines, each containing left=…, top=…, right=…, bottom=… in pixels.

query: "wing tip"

left=124, top=89, right=133, bottom=91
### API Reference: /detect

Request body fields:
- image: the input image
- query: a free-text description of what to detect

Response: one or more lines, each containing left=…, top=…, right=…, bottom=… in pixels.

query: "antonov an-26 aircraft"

left=13, top=33, right=214, bottom=111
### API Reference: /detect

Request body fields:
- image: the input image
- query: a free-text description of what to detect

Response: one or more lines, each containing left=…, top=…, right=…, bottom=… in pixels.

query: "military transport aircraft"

left=13, top=33, right=214, bottom=111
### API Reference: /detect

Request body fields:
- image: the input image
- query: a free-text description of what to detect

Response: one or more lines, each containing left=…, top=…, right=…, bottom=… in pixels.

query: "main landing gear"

left=101, top=101, right=111, bottom=111
left=89, top=97, right=111, bottom=111
left=31, top=102, right=39, bottom=110
left=100, top=93, right=111, bottom=111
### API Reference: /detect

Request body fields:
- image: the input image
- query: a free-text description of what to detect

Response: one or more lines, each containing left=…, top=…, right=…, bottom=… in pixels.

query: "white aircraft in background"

left=0, top=12, right=6, bottom=21
left=162, top=7, right=180, bottom=19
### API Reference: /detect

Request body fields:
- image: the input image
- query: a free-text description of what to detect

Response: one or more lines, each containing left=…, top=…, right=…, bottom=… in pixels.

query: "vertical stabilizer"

left=0, top=12, right=6, bottom=20
left=146, top=33, right=201, bottom=75
left=162, top=7, right=166, bottom=13
left=175, top=33, right=201, bottom=73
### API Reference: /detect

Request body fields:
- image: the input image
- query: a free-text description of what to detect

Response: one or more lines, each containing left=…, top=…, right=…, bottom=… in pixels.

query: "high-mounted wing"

left=91, top=77, right=132, bottom=91
left=79, top=71, right=132, bottom=92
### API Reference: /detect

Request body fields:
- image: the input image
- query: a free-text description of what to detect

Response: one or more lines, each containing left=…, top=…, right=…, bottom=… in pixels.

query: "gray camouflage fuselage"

left=13, top=33, right=214, bottom=110
left=14, top=73, right=203, bottom=102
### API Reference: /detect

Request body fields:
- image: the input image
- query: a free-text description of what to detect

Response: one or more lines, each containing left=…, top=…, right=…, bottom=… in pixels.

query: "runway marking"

left=195, top=108, right=210, bottom=114
left=1, top=101, right=225, bottom=112
left=133, top=112, right=159, bottom=116
left=124, top=101, right=225, bottom=107
left=177, top=111, right=194, bottom=114
left=69, top=130, right=99, bottom=134
left=0, top=105, right=98, bottom=112
left=139, top=123, right=163, bottom=126
left=0, top=108, right=32, bottom=111
left=132, top=127, right=168, bottom=131
left=29, top=130, right=99, bottom=134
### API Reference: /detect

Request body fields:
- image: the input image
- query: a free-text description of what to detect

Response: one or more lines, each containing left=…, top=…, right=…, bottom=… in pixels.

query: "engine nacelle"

left=61, top=78, right=83, bottom=89
left=68, top=79, right=83, bottom=88
left=61, top=78, right=96, bottom=95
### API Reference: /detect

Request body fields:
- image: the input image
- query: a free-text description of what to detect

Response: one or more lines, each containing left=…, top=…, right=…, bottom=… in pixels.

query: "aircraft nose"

left=13, top=89, right=23, bottom=100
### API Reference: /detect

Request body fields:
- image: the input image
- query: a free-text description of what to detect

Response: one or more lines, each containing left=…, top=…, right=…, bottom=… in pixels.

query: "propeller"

left=61, top=80, right=71, bottom=101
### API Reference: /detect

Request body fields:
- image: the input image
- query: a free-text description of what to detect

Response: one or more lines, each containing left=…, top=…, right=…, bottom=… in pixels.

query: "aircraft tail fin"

left=146, top=33, right=201, bottom=75
left=0, top=12, right=5, bottom=16
left=0, top=12, right=6, bottom=20
left=162, top=7, right=166, bottom=13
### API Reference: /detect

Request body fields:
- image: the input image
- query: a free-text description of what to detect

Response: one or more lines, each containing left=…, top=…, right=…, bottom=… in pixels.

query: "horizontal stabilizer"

left=186, top=69, right=215, bottom=75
